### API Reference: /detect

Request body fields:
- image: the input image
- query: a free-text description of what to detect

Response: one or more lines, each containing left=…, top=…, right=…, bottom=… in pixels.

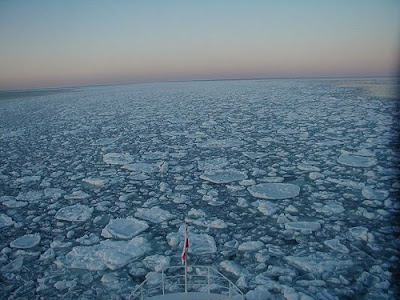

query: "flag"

left=181, top=226, right=189, bottom=265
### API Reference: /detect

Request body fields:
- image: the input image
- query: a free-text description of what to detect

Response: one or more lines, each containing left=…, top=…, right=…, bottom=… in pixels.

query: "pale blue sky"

left=0, top=0, right=399, bottom=90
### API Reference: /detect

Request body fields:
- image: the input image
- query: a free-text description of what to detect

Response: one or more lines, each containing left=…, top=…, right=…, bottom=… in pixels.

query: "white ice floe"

left=198, top=158, right=229, bottom=170
left=1, top=196, right=28, bottom=208
left=337, top=154, right=377, bottom=168
left=285, top=221, right=321, bottom=232
left=185, top=217, right=227, bottom=229
left=168, top=227, right=217, bottom=255
left=284, top=253, right=353, bottom=274
left=200, top=169, right=247, bottom=184
left=361, top=187, right=389, bottom=200
left=64, top=190, right=90, bottom=200
left=242, top=152, right=267, bottom=159
left=238, top=241, right=264, bottom=251
left=248, top=183, right=300, bottom=200
left=143, top=254, right=170, bottom=272
left=82, top=178, right=106, bottom=187
left=15, top=176, right=41, bottom=184
left=134, top=206, right=175, bottom=223
left=188, top=233, right=217, bottom=255
left=254, top=200, right=279, bottom=216
left=55, top=204, right=93, bottom=222
left=10, top=234, right=41, bottom=249
left=64, top=237, right=151, bottom=271
left=101, top=218, right=149, bottom=239
left=44, top=188, right=65, bottom=199
left=324, top=238, right=350, bottom=254
left=349, top=226, right=373, bottom=242
left=122, top=162, right=159, bottom=173
left=0, top=213, right=15, bottom=228
left=314, top=201, right=345, bottom=214
left=220, top=260, right=248, bottom=277
left=103, top=153, right=135, bottom=165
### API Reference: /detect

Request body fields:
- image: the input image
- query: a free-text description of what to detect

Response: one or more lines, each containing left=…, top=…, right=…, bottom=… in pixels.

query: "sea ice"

left=1, top=196, right=28, bottom=208
left=55, top=204, right=93, bottom=222
left=238, top=241, right=264, bottom=251
left=188, top=233, right=217, bottom=255
left=64, top=190, right=90, bottom=200
left=200, top=169, right=247, bottom=184
left=122, top=162, right=159, bottom=173
left=324, top=238, right=349, bottom=254
left=314, top=202, right=345, bottom=214
left=198, top=158, right=229, bottom=170
left=248, top=183, right=300, bottom=200
left=10, top=234, right=41, bottom=249
left=0, top=213, right=15, bottom=228
left=143, top=254, right=170, bottom=272
left=337, top=154, right=377, bottom=167
left=185, top=218, right=227, bottom=229
left=284, top=221, right=321, bottom=232
left=103, top=153, right=135, bottom=165
left=220, top=260, right=248, bottom=277
left=82, top=178, right=106, bottom=187
left=64, top=237, right=151, bottom=271
left=101, top=218, right=149, bottom=239
left=361, top=187, right=389, bottom=200
left=254, top=200, right=279, bottom=216
left=135, top=206, right=175, bottom=223
left=285, top=253, right=353, bottom=275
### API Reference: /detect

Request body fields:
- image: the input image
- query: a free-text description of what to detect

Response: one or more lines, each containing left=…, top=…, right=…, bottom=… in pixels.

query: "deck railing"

left=129, top=265, right=245, bottom=299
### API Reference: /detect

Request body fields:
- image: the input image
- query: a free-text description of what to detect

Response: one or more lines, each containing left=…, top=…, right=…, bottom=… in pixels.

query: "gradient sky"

left=0, top=0, right=399, bottom=90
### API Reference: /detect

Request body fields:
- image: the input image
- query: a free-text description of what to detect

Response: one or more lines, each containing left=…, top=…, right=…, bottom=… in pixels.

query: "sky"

left=0, top=0, right=399, bottom=90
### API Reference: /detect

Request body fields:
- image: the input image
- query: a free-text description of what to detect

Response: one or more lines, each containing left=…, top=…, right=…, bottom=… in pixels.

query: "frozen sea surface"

left=0, top=78, right=399, bottom=299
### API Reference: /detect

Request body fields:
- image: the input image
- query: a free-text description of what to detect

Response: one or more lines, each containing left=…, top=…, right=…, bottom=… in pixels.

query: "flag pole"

left=184, top=223, right=188, bottom=294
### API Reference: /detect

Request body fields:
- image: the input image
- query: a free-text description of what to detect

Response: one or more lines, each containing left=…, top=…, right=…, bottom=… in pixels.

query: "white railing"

left=129, top=265, right=245, bottom=299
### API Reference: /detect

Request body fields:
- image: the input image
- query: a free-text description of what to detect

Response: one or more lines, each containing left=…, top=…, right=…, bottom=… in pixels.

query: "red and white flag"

left=181, top=226, right=189, bottom=265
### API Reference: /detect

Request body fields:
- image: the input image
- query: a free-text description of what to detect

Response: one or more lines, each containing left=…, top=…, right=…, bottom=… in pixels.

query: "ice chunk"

left=198, top=158, right=229, bottom=170
left=314, top=202, right=345, bottom=214
left=200, top=169, right=247, bottom=184
left=189, top=233, right=217, bottom=255
left=361, top=187, right=389, bottom=200
left=185, top=218, right=227, bottom=229
left=349, top=226, right=372, bottom=242
left=285, top=253, right=353, bottom=274
left=55, top=204, right=93, bottom=222
left=135, top=206, right=175, bottom=223
left=1, top=196, right=28, bottom=208
left=242, top=152, right=267, bottom=159
left=15, top=176, right=41, bottom=184
left=82, top=178, right=105, bottom=187
left=220, top=260, right=248, bottom=277
left=122, top=162, right=159, bottom=173
left=238, top=241, right=264, bottom=251
left=255, top=200, right=279, bottom=216
left=103, top=153, right=135, bottom=165
left=64, top=190, right=90, bottom=200
left=10, top=234, right=41, bottom=249
left=248, top=183, right=300, bottom=200
left=0, top=213, right=15, bottom=228
left=64, top=237, right=151, bottom=270
left=324, top=238, right=349, bottom=254
left=285, top=221, right=321, bottom=232
left=101, top=218, right=149, bottom=239
left=143, top=254, right=170, bottom=272
left=337, top=154, right=377, bottom=167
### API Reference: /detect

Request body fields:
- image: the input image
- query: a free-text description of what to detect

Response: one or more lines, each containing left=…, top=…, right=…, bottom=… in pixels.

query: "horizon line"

left=1, top=74, right=399, bottom=93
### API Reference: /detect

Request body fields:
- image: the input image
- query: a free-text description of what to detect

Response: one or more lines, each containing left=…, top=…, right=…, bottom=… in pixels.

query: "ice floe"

left=101, top=218, right=149, bottom=239
left=55, top=204, right=93, bottom=222
left=284, top=221, right=321, bottom=232
left=0, top=213, right=15, bottom=228
left=103, top=153, right=135, bottom=165
left=200, top=169, right=247, bottom=184
left=248, top=183, right=300, bottom=200
left=10, top=234, right=41, bottom=249
left=64, top=237, right=151, bottom=270
left=337, top=153, right=378, bottom=167
left=135, top=206, right=175, bottom=223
